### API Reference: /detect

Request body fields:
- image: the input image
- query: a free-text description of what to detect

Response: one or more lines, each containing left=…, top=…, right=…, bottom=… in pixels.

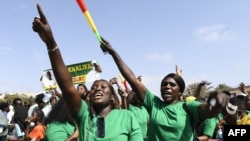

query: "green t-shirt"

left=128, top=104, right=149, bottom=139
left=76, top=101, right=143, bottom=141
left=144, top=89, right=200, bottom=141
left=45, top=121, right=75, bottom=141
left=201, top=117, right=217, bottom=137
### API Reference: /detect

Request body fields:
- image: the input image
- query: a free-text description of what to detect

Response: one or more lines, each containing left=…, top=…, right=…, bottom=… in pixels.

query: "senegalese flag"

left=76, top=0, right=101, bottom=42
left=76, top=0, right=107, bottom=53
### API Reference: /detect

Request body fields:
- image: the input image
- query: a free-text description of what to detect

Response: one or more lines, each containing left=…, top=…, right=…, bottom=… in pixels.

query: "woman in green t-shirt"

left=32, top=4, right=143, bottom=141
left=44, top=99, right=79, bottom=141
left=99, top=37, right=229, bottom=141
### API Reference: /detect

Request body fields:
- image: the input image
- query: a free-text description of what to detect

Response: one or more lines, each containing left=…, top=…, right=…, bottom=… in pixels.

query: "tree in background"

left=184, top=83, right=231, bottom=98
left=0, top=93, right=34, bottom=107
left=215, top=83, right=232, bottom=92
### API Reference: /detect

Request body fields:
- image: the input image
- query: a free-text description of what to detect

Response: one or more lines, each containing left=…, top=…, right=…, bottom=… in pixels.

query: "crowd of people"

left=0, top=79, right=248, bottom=141
left=0, top=3, right=250, bottom=141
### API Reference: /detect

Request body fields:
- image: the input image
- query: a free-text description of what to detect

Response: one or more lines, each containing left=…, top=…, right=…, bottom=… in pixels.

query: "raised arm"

left=32, top=3, right=81, bottom=117
left=175, top=65, right=182, bottom=77
left=238, top=82, right=248, bottom=95
left=100, top=37, right=147, bottom=102
left=194, top=80, right=211, bottom=98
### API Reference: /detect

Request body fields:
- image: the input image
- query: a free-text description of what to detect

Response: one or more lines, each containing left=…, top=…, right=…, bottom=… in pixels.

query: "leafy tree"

left=215, top=83, right=232, bottom=91
left=184, top=82, right=213, bottom=98
left=3, top=93, right=35, bottom=106
left=184, top=82, right=233, bottom=99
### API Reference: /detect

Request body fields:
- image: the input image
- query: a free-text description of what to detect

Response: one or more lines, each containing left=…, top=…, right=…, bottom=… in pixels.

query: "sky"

left=1, top=1, right=250, bottom=98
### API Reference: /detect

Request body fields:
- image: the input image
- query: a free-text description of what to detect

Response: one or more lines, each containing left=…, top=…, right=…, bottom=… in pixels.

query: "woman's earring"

left=110, top=99, right=114, bottom=103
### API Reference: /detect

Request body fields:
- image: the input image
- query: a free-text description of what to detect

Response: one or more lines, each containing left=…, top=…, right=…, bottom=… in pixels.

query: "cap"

left=185, top=96, right=196, bottom=102
left=236, top=92, right=247, bottom=97
left=226, top=102, right=238, bottom=115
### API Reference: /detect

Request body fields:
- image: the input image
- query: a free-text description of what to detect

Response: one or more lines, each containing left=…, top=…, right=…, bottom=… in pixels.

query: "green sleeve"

left=45, top=122, right=75, bottom=141
left=186, top=101, right=201, bottom=123
left=143, top=89, right=162, bottom=114
left=76, top=100, right=89, bottom=122
left=202, top=118, right=217, bottom=137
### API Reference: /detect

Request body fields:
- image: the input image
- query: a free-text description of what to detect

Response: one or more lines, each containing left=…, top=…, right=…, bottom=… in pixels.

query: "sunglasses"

left=96, top=117, right=105, bottom=138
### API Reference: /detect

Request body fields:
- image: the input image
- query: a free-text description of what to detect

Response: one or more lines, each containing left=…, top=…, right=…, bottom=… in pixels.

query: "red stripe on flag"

left=76, top=0, right=88, bottom=12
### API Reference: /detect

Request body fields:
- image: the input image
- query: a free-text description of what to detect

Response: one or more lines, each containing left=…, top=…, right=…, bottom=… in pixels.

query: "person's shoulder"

left=203, top=116, right=218, bottom=123
left=128, top=104, right=136, bottom=109
left=145, top=89, right=154, bottom=95
left=113, top=108, right=130, bottom=112
left=16, top=105, right=28, bottom=112
left=185, top=100, right=201, bottom=107
left=29, top=104, right=39, bottom=111
left=34, top=123, right=46, bottom=131
left=182, top=101, right=201, bottom=114
left=145, top=89, right=162, bottom=102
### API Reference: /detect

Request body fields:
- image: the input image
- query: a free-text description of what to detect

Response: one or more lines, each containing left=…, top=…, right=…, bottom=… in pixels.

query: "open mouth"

left=163, top=94, right=171, bottom=98
left=162, top=91, right=171, bottom=95
left=161, top=91, right=172, bottom=98
left=93, top=92, right=103, bottom=99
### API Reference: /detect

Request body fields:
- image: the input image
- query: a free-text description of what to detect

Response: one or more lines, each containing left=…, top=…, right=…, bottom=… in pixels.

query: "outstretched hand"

left=32, top=3, right=56, bottom=47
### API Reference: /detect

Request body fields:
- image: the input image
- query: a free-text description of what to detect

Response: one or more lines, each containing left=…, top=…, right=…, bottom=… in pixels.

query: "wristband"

left=48, top=46, right=59, bottom=52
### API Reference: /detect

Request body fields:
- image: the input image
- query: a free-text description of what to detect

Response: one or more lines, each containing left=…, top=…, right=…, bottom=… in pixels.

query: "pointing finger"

left=36, top=3, right=48, bottom=24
